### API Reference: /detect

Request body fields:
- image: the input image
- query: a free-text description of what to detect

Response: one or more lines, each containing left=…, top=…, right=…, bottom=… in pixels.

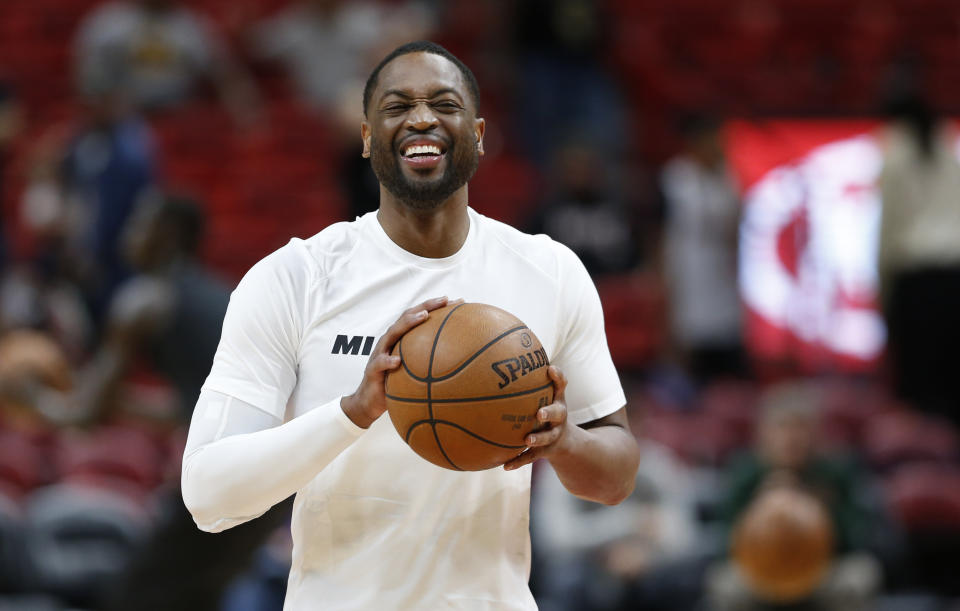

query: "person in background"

left=660, top=114, right=745, bottom=385
left=706, top=382, right=883, bottom=611
left=20, top=76, right=156, bottom=330
left=25, top=191, right=289, bottom=611
left=250, top=0, right=435, bottom=219
left=525, top=136, right=641, bottom=278
left=533, top=437, right=701, bottom=611
left=512, top=0, right=629, bottom=169
left=877, top=89, right=960, bottom=426
left=74, top=0, right=260, bottom=126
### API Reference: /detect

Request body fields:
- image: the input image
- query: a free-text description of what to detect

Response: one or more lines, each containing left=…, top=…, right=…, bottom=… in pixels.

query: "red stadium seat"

left=469, top=154, right=541, bottom=227
left=885, top=463, right=960, bottom=530
left=862, top=410, right=960, bottom=470
left=596, top=273, right=666, bottom=372
left=55, top=426, right=164, bottom=500
left=643, top=409, right=742, bottom=465
left=699, top=380, right=760, bottom=447
left=0, top=432, right=48, bottom=500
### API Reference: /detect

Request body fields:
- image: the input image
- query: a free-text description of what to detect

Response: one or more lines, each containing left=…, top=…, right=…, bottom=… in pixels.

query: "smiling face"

left=362, top=52, right=484, bottom=211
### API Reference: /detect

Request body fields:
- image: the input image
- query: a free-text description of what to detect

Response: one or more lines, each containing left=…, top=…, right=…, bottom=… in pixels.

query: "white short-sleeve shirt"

left=203, top=208, right=625, bottom=610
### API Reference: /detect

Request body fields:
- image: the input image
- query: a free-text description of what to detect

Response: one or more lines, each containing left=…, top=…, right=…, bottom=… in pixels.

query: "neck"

left=376, top=187, right=471, bottom=258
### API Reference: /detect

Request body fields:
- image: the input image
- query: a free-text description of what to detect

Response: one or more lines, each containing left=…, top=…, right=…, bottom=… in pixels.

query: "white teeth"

left=403, top=144, right=442, bottom=157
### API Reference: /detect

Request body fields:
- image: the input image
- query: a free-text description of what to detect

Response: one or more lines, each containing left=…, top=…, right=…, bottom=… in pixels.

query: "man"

left=660, top=114, right=744, bottom=385
left=182, top=41, right=641, bottom=609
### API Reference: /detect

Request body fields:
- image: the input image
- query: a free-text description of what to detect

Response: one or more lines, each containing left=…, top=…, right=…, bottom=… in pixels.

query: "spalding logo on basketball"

left=384, top=302, right=554, bottom=471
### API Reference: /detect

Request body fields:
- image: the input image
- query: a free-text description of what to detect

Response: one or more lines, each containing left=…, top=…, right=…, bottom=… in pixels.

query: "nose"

left=406, top=102, right=439, bottom=131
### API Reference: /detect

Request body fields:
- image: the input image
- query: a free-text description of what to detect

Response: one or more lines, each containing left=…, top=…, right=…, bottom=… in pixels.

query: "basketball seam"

left=425, top=303, right=466, bottom=471
left=399, top=324, right=529, bottom=383
left=404, top=419, right=527, bottom=450
left=386, top=381, right=554, bottom=404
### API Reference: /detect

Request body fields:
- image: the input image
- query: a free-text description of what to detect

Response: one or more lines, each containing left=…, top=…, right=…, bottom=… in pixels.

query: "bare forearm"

left=548, top=424, right=640, bottom=506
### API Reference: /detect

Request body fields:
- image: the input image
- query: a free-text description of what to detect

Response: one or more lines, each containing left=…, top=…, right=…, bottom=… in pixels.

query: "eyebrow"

left=380, top=88, right=464, bottom=103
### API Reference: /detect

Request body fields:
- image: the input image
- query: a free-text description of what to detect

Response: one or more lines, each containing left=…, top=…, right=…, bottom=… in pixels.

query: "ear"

left=474, top=117, right=486, bottom=156
left=361, top=121, right=371, bottom=158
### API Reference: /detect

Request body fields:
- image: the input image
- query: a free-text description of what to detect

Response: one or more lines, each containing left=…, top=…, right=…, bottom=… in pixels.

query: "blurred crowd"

left=1, top=0, right=960, bottom=610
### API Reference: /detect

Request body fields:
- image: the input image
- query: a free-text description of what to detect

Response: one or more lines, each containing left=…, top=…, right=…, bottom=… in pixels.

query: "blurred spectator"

left=21, top=82, right=156, bottom=328
left=513, top=0, right=629, bottom=167
left=877, top=90, right=960, bottom=426
left=79, top=192, right=288, bottom=611
left=251, top=0, right=433, bottom=120
left=660, top=115, right=745, bottom=385
left=705, top=382, right=884, bottom=611
left=526, top=137, right=640, bottom=277
left=0, top=329, right=72, bottom=435
left=31, top=191, right=230, bottom=427
left=74, top=0, right=260, bottom=126
left=533, top=440, right=701, bottom=611
left=250, top=0, right=434, bottom=218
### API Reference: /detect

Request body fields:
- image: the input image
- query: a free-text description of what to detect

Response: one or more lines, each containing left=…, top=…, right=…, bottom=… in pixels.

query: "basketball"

left=384, top=302, right=554, bottom=471
left=732, top=485, right=834, bottom=602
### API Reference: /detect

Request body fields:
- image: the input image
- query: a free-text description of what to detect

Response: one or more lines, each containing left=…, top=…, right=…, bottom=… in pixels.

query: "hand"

left=340, top=296, right=453, bottom=428
left=503, top=365, right=570, bottom=470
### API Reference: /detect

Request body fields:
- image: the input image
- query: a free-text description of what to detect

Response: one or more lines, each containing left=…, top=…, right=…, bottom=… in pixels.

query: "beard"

left=369, top=136, right=479, bottom=210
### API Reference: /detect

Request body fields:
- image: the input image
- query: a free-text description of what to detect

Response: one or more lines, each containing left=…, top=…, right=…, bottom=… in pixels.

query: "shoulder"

left=240, top=217, right=365, bottom=290
left=474, top=210, right=584, bottom=281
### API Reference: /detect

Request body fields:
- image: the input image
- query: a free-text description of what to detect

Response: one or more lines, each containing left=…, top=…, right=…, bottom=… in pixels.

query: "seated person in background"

left=74, top=0, right=260, bottom=126
left=249, top=0, right=435, bottom=218
left=533, top=437, right=700, bottom=611
left=525, top=136, right=641, bottom=278
left=29, top=191, right=287, bottom=610
left=706, top=382, right=882, bottom=611
left=21, top=76, right=156, bottom=327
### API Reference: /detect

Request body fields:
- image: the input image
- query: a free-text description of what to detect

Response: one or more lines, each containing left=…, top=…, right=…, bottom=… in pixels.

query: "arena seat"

left=469, top=153, right=541, bottom=227
left=643, top=409, right=742, bottom=465
left=0, top=594, right=68, bottom=611
left=55, top=427, right=164, bottom=501
left=0, top=492, right=30, bottom=592
left=699, top=380, right=759, bottom=447
left=596, top=273, right=666, bottom=372
left=862, top=410, right=960, bottom=470
left=0, top=432, right=48, bottom=501
left=885, top=463, right=960, bottom=530
left=23, top=484, right=149, bottom=606
left=817, top=380, right=898, bottom=448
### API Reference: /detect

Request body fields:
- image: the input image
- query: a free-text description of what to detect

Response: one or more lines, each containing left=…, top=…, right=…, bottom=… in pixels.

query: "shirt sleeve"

left=201, top=242, right=308, bottom=419
left=550, top=244, right=626, bottom=426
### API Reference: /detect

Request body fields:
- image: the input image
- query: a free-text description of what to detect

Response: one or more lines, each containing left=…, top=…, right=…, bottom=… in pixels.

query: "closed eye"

left=433, top=101, right=463, bottom=112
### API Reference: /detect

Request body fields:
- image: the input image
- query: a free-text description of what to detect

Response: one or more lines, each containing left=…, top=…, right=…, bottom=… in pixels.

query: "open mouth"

left=400, top=141, right=447, bottom=170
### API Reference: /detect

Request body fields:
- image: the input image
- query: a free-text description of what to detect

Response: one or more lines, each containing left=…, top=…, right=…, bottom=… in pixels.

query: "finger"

left=503, top=447, right=546, bottom=471
left=418, top=295, right=451, bottom=313
left=377, top=300, right=445, bottom=352
left=368, top=352, right=402, bottom=375
left=547, top=365, right=568, bottom=399
left=536, top=403, right=566, bottom=425
left=525, top=425, right=562, bottom=448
